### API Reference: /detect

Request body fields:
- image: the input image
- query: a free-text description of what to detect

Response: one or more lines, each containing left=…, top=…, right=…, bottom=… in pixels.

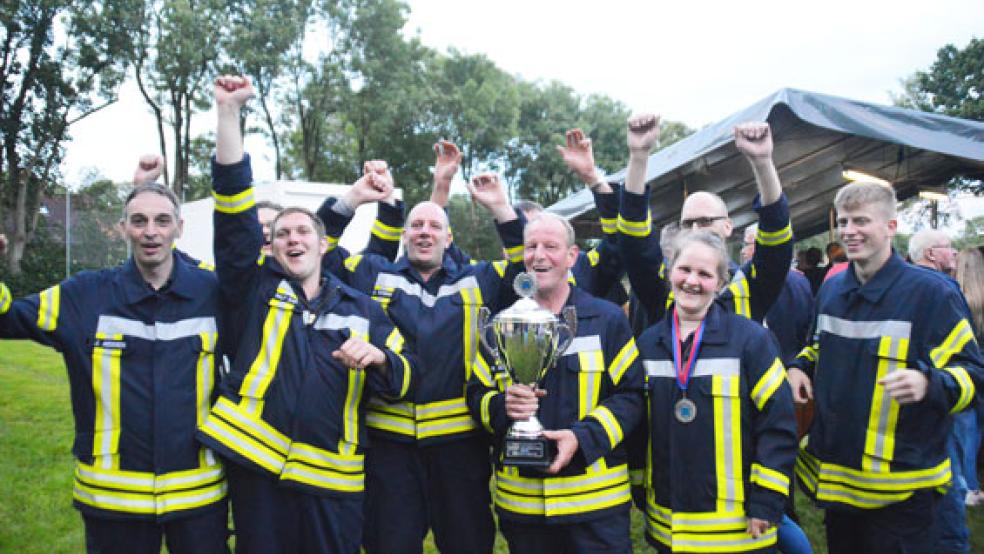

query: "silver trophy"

left=477, top=273, right=576, bottom=468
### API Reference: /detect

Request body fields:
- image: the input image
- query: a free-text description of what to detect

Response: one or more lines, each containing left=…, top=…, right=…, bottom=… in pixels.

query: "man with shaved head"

left=322, top=169, right=524, bottom=553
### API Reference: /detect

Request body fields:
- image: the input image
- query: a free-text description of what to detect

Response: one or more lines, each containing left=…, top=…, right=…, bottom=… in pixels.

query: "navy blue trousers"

left=499, top=509, right=632, bottom=554
left=362, top=435, right=495, bottom=554
left=825, top=489, right=942, bottom=554
left=82, top=506, right=229, bottom=554
left=226, top=462, right=363, bottom=554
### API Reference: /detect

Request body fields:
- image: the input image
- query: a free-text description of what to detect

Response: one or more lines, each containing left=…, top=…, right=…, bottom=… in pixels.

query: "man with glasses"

left=909, top=228, right=957, bottom=276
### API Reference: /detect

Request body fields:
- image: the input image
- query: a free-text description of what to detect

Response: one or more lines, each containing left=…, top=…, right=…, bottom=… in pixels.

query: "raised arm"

left=430, top=139, right=462, bottom=208
left=133, top=154, right=165, bottom=185
left=735, top=122, right=780, bottom=206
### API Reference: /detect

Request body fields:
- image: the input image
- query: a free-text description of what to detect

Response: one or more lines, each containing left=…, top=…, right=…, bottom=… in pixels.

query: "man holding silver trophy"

left=467, top=212, right=644, bottom=553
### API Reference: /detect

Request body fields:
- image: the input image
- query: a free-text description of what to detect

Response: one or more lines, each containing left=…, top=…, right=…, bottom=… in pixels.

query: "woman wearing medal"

left=620, top=115, right=798, bottom=553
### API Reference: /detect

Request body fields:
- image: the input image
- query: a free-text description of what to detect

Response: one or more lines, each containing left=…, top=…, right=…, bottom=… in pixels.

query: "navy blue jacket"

left=0, top=257, right=225, bottom=521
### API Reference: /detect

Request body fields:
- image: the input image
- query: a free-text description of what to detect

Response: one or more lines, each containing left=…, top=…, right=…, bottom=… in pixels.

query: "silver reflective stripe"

left=672, top=513, right=746, bottom=527
left=313, top=313, right=370, bottom=337
left=203, top=417, right=286, bottom=470
left=418, top=419, right=474, bottom=434
left=644, top=358, right=740, bottom=378
left=281, top=464, right=362, bottom=488
left=871, top=339, right=903, bottom=472
left=817, top=315, right=912, bottom=340
left=213, top=401, right=290, bottom=453
left=244, top=307, right=291, bottom=399
left=819, top=463, right=950, bottom=488
left=672, top=528, right=775, bottom=549
left=97, top=346, right=116, bottom=468
left=156, top=482, right=227, bottom=512
left=156, top=466, right=224, bottom=489
left=720, top=376, right=737, bottom=513
left=288, top=443, right=363, bottom=470
left=74, top=487, right=156, bottom=510
left=546, top=485, right=628, bottom=511
left=564, top=335, right=602, bottom=356
left=415, top=398, right=468, bottom=417
left=96, top=315, right=217, bottom=341
left=373, top=273, right=480, bottom=308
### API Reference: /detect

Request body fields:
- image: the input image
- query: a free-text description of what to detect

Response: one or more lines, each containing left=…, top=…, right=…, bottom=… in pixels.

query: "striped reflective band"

left=565, top=335, right=603, bottom=356
left=863, top=336, right=908, bottom=472
left=197, top=332, right=218, bottom=467
left=726, top=278, right=751, bottom=318
left=608, top=338, right=639, bottom=385
left=931, top=318, right=974, bottom=367
left=714, top=376, right=742, bottom=513
left=495, top=463, right=630, bottom=517
left=599, top=216, right=616, bottom=235
left=797, top=343, right=818, bottom=363
left=472, top=351, right=496, bottom=387
left=212, top=188, right=255, bottom=214
left=74, top=461, right=226, bottom=516
left=504, top=244, right=523, bottom=263
left=37, top=285, right=60, bottom=331
left=644, top=358, right=740, bottom=379
left=281, top=441, right=364, bottom=493
left=569, top=337, right=604, bottom=419
left=460, top=287, right=484, bottom=382
left=312, top=313, right=370, bottom=337
left=365, top=398, right=416, bottom=436
left=479, top=390, right=497, bottom=433
left=617, top=213, right=651, bottom=238
left=325, top=235, right=339, bottom=252
left=239, top=284, right=295, bottom=413
left=796, top=449, right=950, bottom=509
left=92, top=331, right=123, bottom=468
left=344, top=254, right=363, bottom=272
left=371, top=219, right=402, bottom=242
left=0, top=282, right=11, bottom=314
left=588, top=405, right=623, bottom=448
left=95, top=315, right=217, bottom=341
left=586, top=248, right=601, bottom=267
left=201, top=396, right=290, bottom=474
left=817, top=315, right=911, bottom=340
left=945, top=366, right=975, bottom=414
left=492, top=259, right=508, bottom=278
left=372, top=273, right=481, bottom=308
left=645, top=498, right=777, bottom=551
left=750, top=463, right=789, bottom=495
left=340, top=366, right=366, bottom=449
left=750, top=358, right=785, bottom=410
left=756, top=224, right=793, bottom=246
left=366, top=396, right=478, bottom=439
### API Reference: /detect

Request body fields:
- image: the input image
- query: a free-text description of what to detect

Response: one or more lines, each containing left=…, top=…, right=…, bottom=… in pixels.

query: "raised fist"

left=627, top=114, right=660, bottom=155
left=734, top=122, right=773, bottom=160
left=214, top=75, right=254, bottom=108
left=133, top=154, right=164, bottom=184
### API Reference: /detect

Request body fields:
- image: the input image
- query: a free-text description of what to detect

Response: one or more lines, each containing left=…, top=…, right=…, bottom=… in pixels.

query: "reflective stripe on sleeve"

left=212, top=188, right=255, bottom=214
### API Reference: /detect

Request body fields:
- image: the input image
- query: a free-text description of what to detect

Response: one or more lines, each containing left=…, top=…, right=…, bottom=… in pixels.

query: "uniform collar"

left=653, top=300, right=729, bottom=349
left=564, top=286, right=602, bottom=319
left=119, top=254, right=196, bottom=304
left=839, top=250, right=906, bottom=304
left=394, top=252, right=459, bottom=282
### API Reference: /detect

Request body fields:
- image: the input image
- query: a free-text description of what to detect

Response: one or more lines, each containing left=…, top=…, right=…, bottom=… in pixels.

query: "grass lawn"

left=2, top=339, right=982, bottom=552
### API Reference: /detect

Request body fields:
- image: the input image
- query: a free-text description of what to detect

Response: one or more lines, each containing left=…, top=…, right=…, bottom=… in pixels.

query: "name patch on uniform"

left=93, top=339, right=127, bottom=350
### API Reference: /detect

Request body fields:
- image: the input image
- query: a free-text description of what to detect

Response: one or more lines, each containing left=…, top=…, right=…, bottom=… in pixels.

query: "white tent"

left=176, top=181, right=401, bottom=264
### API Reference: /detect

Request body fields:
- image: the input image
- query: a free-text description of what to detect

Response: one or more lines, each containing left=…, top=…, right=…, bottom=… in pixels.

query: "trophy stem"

left=509, top=415, right=545, bottom=439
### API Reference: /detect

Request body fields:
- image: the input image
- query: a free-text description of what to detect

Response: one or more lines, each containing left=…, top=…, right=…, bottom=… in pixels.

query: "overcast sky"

left=62, top=0, right=983, bottom=187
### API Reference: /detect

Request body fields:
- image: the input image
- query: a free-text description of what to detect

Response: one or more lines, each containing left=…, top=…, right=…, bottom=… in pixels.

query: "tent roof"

left=548, top=88, right=984, bottom=240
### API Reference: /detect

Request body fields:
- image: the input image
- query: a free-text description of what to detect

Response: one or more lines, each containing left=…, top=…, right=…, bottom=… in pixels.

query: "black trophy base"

left=503, top=436, right=556, bottom=469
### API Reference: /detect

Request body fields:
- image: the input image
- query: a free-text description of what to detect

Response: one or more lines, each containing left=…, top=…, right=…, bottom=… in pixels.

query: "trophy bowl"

left=478, top=273, right=576, bottom=469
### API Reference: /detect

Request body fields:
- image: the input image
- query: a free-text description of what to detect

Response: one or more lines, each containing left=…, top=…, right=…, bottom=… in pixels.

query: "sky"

left=62, top=0, right=984, bottom=191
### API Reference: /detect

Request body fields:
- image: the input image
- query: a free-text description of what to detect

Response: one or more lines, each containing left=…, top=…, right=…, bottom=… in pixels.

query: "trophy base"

left=502, top=436, right=556, bottom=469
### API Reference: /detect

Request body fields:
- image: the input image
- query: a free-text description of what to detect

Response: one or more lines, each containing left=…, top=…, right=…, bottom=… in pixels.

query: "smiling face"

left=669, top=240, right=725, bottom=321
left=523, top=215, right=578, bottom=299
left=271, top=210, right=327, bottom=286
left=403, top=202, right=450, bottom=275
left=836, top=204, right=896, bottom=267
left=120, top=190, right=183, bottom=272
left=680, top=192, right=732, bottom=238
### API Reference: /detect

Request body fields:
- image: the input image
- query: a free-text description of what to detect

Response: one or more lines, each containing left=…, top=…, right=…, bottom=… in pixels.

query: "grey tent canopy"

left=548, top=88, right=984, bottom=240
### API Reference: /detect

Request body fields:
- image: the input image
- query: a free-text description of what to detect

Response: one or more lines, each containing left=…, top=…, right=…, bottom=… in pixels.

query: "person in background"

left=955, top=245, right=984, bottom=510
left=909, top=228, right=958, bottom=277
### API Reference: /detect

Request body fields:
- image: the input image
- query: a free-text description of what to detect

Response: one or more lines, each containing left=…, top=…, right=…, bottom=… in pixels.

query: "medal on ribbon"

left=671, top=308, right=704, bottom=424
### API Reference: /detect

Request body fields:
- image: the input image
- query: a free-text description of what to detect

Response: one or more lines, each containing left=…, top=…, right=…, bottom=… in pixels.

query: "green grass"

left=3, top=339, right=983, bottom=552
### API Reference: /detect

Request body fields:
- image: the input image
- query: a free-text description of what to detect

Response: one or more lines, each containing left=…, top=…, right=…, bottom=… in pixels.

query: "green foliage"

left=446, top=195, right=502, bottom=262
left=0, top=219, right=67, bottom=297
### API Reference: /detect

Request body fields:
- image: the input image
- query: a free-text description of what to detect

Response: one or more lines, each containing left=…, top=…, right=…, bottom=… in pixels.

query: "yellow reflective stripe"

left=713, top=376, right=742, bottom=512
left=756, top=224, right=793, bottom=246
left=480, top=390, right=497, bottom=433
left=944, top=366, right=975, bottom=414
left=726, top=279, right=750, bottom=318
left=750, top=358, right=785, bottom=411
left=0, top=283, right=11, bottom=314
left=797, top=343, right=818, bottom=363
left=74, top=475, right=227, bottom=516
left=750, top=463, right=789, bottom=496
left=577, top=356, right=603, bottom=419
left=197, top=332, right=217, bottom=466
left=608, top=338, right=639, bottom=386
left=931, top=319, right=974, bottom=367
left=417, top=415, right=477, bottom=439
left=629, top=468, right=645, bottom=486
left=460, top=287, right=483, bottom=382
left=365, top=397, right=416, bottom=436
left=504, top=244, right=524, bottom=263
left=344, top=254, right=363, bottom=272
left=211, top=188, right=255, bottom=214
left=644, top=499, right=778, bottom=551
left=586, top=248, right=601, bottom=267
left=340, top=368, right=366, bottom=448
left=796, top=449, right=950, bottom=508
left=326, top=235, right=339, bottom=252
left=617, top=213, right=651, bottom=237
left=92, top=332, right=123, bottom=470
left=490, top=259, right=507, bottom=277
left=371, top=219, right=402, bottom=241
left=384, top=327, right=404, bottom=353
left=37, top=285, right=60, bottom=331
left=473, top=353, right=495, bottom=387
left=863, top=336, right=907, bottom=472
left=282, top=441, right=365, bottom=493
left=75, top=461, right=224, bottom=493
left=239, top=293, right=294, bottom=413
left=588, top=405, right=623, bottom=448
left=599, top=216, right=616, bottom=235
left=200, top=398, right=287, bottom=474
left=494, top=463, right=630, bottom=517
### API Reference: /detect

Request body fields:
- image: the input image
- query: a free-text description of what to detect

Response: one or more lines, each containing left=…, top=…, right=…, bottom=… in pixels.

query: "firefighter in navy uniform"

left=0, top=188, right=228, bottom=553
left=636, top=230, right=797, bottom=553
left=321, top=168, right=525, bottom=553
left=466, top=213, right=645, bottom=553
left=787, top=182, right=984, bottom=554
left=195, top=75, right=416, bottom=553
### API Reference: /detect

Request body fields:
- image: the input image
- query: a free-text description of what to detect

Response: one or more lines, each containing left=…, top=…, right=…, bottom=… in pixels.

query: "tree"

left=128, top=0, right=223, bottom=199
left=1, top=0, right=137, bottom=274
